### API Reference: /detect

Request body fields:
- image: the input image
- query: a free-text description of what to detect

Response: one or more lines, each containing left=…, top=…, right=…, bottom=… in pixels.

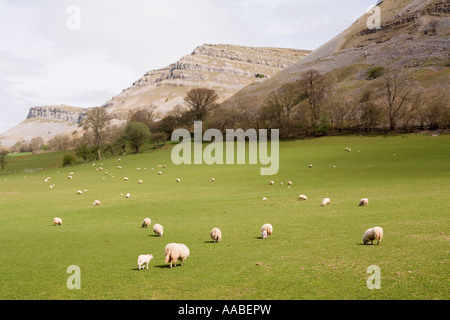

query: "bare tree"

left=382, top=70, right=412, bottom=131
left=0, top=149, right=8, bottom=175
left=83, top=107, right=113, bottom=160
left=297, top=70, right=327, bottom=130
left=184, top=88, right=219, bottom=121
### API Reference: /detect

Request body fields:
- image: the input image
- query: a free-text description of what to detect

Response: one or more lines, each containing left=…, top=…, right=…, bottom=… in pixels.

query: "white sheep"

left=309, top=164, right=312, bottom=168
left=123, top=177, right=129, bottom=181
left=142, top=218, right=151, bottom=228
left=359, top=198, right=369, bottom=206
left=269, top=180, right=274, bottom=185
left=117, top=166, right=122, bottom=169
left=210, top=178, right=215, bottom=182
left=210, top=228, right=222, bottom=243
left=164, top=243, right=190, bottom=268
left=298, top=194, right=308, bottom=201
left=288, top=181, right=293, bottom=186
left=125, top=193, right=131, bottom=198
left=261, top=230, right=268, bottom=239
left=261, top=224, right=273, bottom=238
left=93, top=200, right=101, bottom=206
left=77, top=190, right=83, bottom=195
left=262, top=197, right=267, bottom=201
left=137, top=254, right=153, bottom=270
left=68, top=175, right=72, bottom=180
left=53, top=217, right=62, bottom=225
left=321, top=198, right=330, bottom=206
left=138, top=180, right=143, bottom=184
left=363, top=227, right=384, bottom=245
left=153, top=223, right=163, bottom=236
left=176, top=178, right=181, bottom=182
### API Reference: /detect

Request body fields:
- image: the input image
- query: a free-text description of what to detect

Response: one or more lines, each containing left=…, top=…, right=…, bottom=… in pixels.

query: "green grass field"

left=0, top=134, right=449, bottom=300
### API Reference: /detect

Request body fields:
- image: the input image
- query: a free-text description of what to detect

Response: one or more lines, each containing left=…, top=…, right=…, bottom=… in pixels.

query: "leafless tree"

left=83, top=107, right=113, bottom=160
left=184, top=88, right=219, bottom=121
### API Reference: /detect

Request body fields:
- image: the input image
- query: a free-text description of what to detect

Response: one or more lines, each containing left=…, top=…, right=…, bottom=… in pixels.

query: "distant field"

left=0, top=134, right=449, bottom=300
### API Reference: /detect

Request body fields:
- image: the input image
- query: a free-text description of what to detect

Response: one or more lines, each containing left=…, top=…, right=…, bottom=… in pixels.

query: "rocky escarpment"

left=102, top=44, right=310, bottom=118
left=26, top=105, right=86, bottom=123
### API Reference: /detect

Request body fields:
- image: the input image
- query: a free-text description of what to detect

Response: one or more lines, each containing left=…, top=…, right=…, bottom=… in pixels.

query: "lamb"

left=210, top=228, right=222, bottom=243
left=93, top=200, right=101, bottom=206
left=321, top=198, right=330, bottom=206
left=137, top=254, right=153, bottom=270
left=153, top=223, right=163, bottom=236
left=164, top=243, right=190, bottom=268
left=142, top=218, right=151, bottom=228
left=363, top=227, right=384, bottom=245
left=359, top=198, right=369, bottom=206
left=261, top=230, right=268, bottom=239
left=53, top=217, right=62, bottom=225
left=298, top=194, right=308, bottom=201
left=261, top=224, right=273, bottom=237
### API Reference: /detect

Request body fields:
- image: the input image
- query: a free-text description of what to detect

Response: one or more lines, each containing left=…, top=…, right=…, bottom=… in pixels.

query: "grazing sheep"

left=117, top=166, right=122, bottom=169
left=69, top=172, right=74, bottom=176
left=68, top=175, right=72, bottom=180
left=210, top=228, right=222, bottom=243
left=153, top=223, right=163, bottom=236
left=261, top=224, right=273, bottom=237
left=363, top=227, right=384, bottom=245
left=176, top=178, right=181, bottom=182
left=164, top=243, right=190, bottom=268
left=269, top=180, right=274, bottom=185
left=359, top=198, right=369, bottom=206
left=138, top=180, right=143, bottom=184
left=288, top=181, right=293, bottom=186
left=210, top=178, right=215, bottom=182
left=53, top=217, right=62, bottom=225
left=93, top=200, right=101, bottom=206
left=142, top=218, right=151, bottom=228
left=261, top=230, right=268, bottom=239
left=345, top=148, right=349, bottom=152
left=123, top=177, right=129, bottom=181
left=280, top=182, right=283, bottom=186
left=321, top=198, right=330, bottom=206
left=309, top=164, right=312, bottom=168
left=125, top=193, right=131, bottom=198
left=158, top=171, right=162, bottom=175
left=137, top=254, right=153, bottom=270
left=77, top=190, right=83, bottom=195
left=298, top=194, right=308, bottom=201
left=262, top=197, right=267, bottom=201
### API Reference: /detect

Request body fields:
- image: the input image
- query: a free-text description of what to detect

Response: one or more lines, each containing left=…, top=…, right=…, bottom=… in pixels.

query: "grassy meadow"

left=0, top=134, right=449, bottom=300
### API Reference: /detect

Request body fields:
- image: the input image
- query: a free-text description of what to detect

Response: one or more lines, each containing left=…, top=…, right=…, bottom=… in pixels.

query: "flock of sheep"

left=50, top=146, right=384, bottom=271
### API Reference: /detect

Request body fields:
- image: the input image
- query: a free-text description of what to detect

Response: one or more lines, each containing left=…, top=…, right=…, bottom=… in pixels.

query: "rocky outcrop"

left=26, top=105, right=86, bottom=123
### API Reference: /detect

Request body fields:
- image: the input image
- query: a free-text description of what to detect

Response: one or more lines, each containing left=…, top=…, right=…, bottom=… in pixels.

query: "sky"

left=0, top=0, right=377, bottom=133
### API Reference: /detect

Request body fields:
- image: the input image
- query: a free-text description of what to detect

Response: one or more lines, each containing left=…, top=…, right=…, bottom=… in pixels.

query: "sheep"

left=262, top=197, right=267, bottom=201
left=261, top=224, right=273, bottom=237
left=363, top=227, right=384, bottom=245
left=359, top=198, right=369, bottom=206
left=298, top=194, right=308, bottom=201
left=261, top=230, right=268, bottom=239
left=68, top=175, right=73, bottom=180
left=269, top=180, right=274, bottom=185
left=210, top=228, right=222, bottom=243
left=53, top=217, right=62, bottom=225
left=123, top=177, right=129, bottom=181
left=288, top=181, right=293, bottom=186
left=77, top=190, right=83, bottom=195
left=137, top=254, right=153, bottom=270
left=93, top=200, right=101, bottom=206
left=309, top=164, right=312, bottom=168
left=125, top=193, right=131, bottom=198
left=280, top=182, right=283, bottom=186
left=321, top=198, right=330, bottom=206
left=138, top=180, right=143, bottom=184
left=158, top=171, right=162, bottom=175
left=176, top=178, right=181, bottom=182
left=117, top=166, right=122, bottom=169
left=69, top=172, right=74, bottom=176
left=153, top=223, right=163, bottom=236
left=142, top=218, right=151, bottom=228
left=210, top=178, right=215, bottom=182
left=164, top=243, right=190, bottom=268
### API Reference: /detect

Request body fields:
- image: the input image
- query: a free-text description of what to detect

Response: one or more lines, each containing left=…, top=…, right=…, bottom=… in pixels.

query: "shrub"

left=366, top=66, right=385, bottom=80
left=62, top=154, right=77, bottom=167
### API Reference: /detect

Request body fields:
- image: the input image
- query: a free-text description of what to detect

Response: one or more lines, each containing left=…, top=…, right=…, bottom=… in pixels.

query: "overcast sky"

left=0, top=0, right=376, bottom=133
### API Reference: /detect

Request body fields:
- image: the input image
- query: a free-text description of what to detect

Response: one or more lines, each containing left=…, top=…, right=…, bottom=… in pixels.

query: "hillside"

left=221, top=0, right=449, bottom=111
left=0, top=44, right=310, bottom=147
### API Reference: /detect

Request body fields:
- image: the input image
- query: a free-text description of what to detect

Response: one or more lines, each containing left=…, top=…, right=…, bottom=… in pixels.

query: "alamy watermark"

left=171, top=121, right=279, bottom=175
left=366, top=5, right=381, bottom=30
left=66, top=5, right=81, bottom=30
left=66, top=265, right=81, bottom=289
left=366, top=265, right=381, bottom=289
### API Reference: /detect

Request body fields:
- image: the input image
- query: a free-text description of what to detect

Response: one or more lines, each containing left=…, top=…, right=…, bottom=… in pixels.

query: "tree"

left=357, top=90, right=382, bottom=133
left=124, top=121, right=151, bottom=153
left=297, top=69, right=327, bottom=130
left=184, top=88, right=219, bottom=121
left=0, top=149, right=8, bottom=175
left=260, top=83, right=302, bottom=138
left=83, top=107, right=113, bottom=160
left=382, top=70, right=412, bottom=131
left=128, top=105, right=159, bottom=131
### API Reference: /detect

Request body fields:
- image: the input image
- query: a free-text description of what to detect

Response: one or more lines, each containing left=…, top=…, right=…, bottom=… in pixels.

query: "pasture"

left=0, top=134, right=449, bottom=300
